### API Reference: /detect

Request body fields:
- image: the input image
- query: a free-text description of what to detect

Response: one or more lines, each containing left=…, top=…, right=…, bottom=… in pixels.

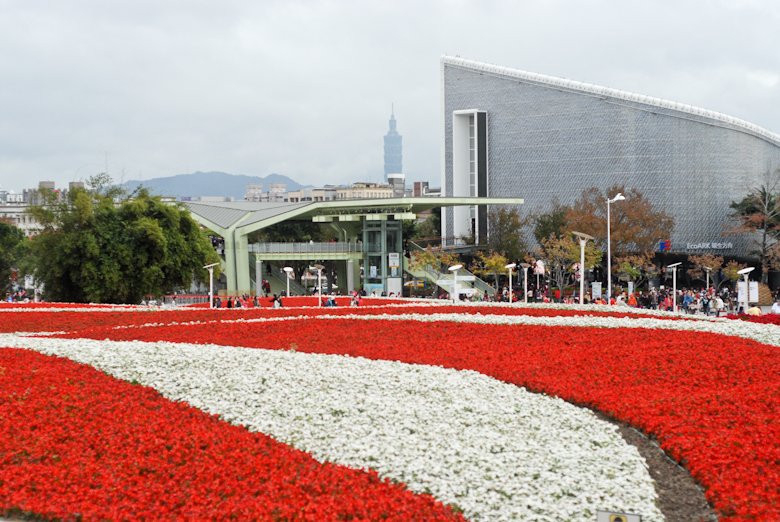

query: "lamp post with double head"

left=667, top=262, right=682, bottom=313
left=283, top=266, right=294, bottom=297
left=505, top=263, right=516, bottom=303
left=572, top=231, right=594, bottom=305
left=519, top=263, right=531, bottom=303
left=606, top=193, right=626, bottom=304
left=203, top=262, right=220, bottom=309
left=737, top=267, right=755, bottom=312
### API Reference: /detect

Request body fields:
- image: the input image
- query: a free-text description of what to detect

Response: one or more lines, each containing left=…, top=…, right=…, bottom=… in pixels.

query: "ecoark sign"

left=686, top=242, right=733, bottom=250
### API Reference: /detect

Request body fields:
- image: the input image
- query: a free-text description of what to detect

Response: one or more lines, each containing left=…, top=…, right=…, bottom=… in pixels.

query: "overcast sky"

left=2, top=0, right=779, bottom=192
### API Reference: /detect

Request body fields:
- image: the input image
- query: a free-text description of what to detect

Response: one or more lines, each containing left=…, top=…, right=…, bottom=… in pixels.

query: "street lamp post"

left=313, top=264, right=325, bottom=306
left=505, top=263, right=516, bottom=303
left=449, top=264, right=463, bottom=302
left=606, top=193, right=626, bottom=304
left=668, top=262, right=682, bottom=313
left=737, top=267, right=755, bottom=313
left=203, top=262, right=220, bottom=309
left=572, top=231, right=594, bottom=305
left=519, top=263, right=531, bottom=303
left=703, top=266, right=711, bottom=292
left=283, top=266, right=294, bottom=297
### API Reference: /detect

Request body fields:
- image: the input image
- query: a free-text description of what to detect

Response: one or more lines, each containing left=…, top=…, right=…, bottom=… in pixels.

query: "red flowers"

left=62, top=315, right=780, bottom=521
left=0, top=348, right=464, bottom=521
left=6, top=304, right=780, bottom=521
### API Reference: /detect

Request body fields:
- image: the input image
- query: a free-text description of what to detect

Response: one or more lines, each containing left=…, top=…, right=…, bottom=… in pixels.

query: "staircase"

left=404, top=243, right=496, bottom=298
left=248, top=255, right=308, bottom=296
left=267, top=264, right=308, bottom=296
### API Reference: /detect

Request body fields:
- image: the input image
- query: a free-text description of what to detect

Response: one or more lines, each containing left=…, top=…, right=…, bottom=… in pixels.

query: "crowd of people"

left=447, top=282, right=780, bottom=316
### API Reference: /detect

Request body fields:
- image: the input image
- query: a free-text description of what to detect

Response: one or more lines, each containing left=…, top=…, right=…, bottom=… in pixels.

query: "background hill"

left=120, top=171, right=312, bottom=200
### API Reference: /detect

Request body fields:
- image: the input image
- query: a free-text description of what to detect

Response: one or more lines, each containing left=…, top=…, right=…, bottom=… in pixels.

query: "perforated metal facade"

left=441, top=57, right=780, bottom=257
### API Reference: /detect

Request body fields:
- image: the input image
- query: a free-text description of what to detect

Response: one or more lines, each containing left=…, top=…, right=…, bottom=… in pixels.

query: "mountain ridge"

left=120, top=171, right=313, bottom=200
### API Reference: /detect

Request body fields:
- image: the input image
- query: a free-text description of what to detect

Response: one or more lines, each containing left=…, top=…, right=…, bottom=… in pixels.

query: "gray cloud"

left=1, top=0, right=779, bottom=191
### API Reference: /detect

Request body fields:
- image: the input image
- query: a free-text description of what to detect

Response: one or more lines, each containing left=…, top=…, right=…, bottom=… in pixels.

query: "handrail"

left=249, top=242, right=363, bottom=254
left=268, top=263, right=308, bottom=296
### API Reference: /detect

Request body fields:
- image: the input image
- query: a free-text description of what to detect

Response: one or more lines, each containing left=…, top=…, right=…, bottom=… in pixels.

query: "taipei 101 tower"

left=383, top=105, right=402, bottom=182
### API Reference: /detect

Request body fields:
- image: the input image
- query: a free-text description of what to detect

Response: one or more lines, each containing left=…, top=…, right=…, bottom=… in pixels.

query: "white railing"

left=249, top=242, right=363, bottom=254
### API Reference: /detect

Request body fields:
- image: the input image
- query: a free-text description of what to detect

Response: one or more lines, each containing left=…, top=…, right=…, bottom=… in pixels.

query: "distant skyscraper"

left=383, top=105, right=402, bottom=182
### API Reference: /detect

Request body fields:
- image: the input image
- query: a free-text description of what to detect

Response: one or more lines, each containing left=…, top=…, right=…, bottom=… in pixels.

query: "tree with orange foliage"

left=564, top=185, right=675, bottom=255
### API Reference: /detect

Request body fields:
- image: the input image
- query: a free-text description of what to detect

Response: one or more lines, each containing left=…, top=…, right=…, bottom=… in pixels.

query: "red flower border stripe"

left=0, top=348, right=464, bottom=522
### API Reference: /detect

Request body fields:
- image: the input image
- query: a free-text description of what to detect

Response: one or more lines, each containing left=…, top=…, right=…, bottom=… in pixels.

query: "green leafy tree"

left=470, top=250, right=509, bottom=291
left=532, top=199, right=570, bottom=244
left=0, top=222, right=25, bottom=297
left=27, top=179, right=220, bottom=304
left=536, top=235, right=602, bottom=295
left=613, top=251, right=658, bottom=290
left=487, top=206, right=528, bottom=262
left=415, top=207, right=441, bottom=241
left=726, top=169, right=780, bottom=285
left=722, top=260, right=748, bottom=287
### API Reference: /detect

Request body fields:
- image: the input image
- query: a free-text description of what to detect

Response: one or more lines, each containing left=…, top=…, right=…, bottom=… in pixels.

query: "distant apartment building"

left=413, top=181, right=440, bottom=197
left=336, top=182, right=394, bottom=200
left=180, top=196, right=234, bottom=202
left=287, top=187, right=337, bottom=203
left=244, top=183, right=287, bottom=202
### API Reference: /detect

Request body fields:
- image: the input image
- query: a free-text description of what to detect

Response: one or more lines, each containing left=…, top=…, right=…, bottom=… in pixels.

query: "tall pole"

left=209, top=268, right=214, bottom=309
left=673, top=267, right=677, bottom=313
left=204, top=262, right=219, bottom=309
left=520, top=263, right=531, bottom=304
left=505, top=263, right=516, bottom=304
left=286, top=273, right=290, bottom=298
left=606, top=193, right=625, bottom=305
left=607, top=200, right=611, bottom=304
left=580, top=240, right=586, bottom=305
left=572, top=232, right=593, bottom=306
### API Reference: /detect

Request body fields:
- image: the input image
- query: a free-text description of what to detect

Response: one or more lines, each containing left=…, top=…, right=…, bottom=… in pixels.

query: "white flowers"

left=4, top=334, right=663, bottom=522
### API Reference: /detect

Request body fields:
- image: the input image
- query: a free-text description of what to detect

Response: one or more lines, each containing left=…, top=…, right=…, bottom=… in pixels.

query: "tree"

left=487, top=206, right=528, bottom=262
left=565, top=185, right=675, bottom=255
left=469, top=250, right=508, bottom=291
left=414, top=207, right=441, bottom=243
left=27, top=181, right=220, bottom=304
left=0, top=222, right=25, bottom=297
left=532, top=199, right=570, bottom=244
left=686, top=254, right=724, bottom=287
left=613, top=251, right=659, bottom=290
left=535, top=235, right=602, bottom=295
left=726, top=169, right=780, bottom=285
left=722, top=260, right=748, bottom=288
left=409, top=246, right=459, bottom=275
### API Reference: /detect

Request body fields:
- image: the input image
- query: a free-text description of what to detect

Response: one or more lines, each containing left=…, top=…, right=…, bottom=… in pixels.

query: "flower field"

left=2, top=301, right=780, bottom=521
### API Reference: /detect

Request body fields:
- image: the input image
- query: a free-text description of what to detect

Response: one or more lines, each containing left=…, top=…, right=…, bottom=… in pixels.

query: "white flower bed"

left=3, top=335, right=663, bottom=522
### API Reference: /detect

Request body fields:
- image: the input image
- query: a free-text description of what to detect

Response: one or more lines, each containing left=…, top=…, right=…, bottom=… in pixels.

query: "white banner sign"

left=388, top=253, right=400, bottom=268
left=749, top=281, right=759, bottom=302
left=737, top=282, right=759, bottom=303
left=591, top=282, right=602, bottom=298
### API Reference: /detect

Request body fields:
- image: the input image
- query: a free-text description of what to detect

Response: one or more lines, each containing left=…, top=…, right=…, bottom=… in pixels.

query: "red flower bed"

left=0, top=305, right=685, bottom=335
left=726, top=313, right=780, bottom=326
left=0, top=348, right=464, bottom=522
left=66, top=317, right=780, bottom=522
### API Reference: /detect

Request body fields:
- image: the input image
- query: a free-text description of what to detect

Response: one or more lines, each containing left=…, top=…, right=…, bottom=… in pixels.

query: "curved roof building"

left=441, top=56, right=780, bottom=257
